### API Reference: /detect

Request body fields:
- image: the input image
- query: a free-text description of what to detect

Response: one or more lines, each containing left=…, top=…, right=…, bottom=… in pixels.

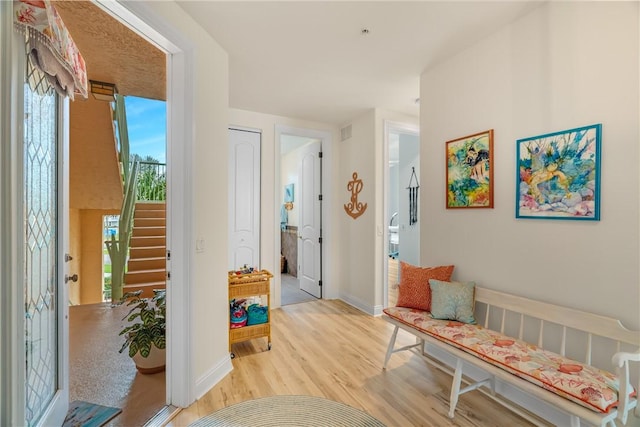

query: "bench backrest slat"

left=483, top=304, right=490, bottom=329
left=475, top=287, right=640, bottom=346
left=586, top=334, right=592, bottom=365
left=518, top=313, right=524, bottom=341
left=538, top=319, right=544, bottom=348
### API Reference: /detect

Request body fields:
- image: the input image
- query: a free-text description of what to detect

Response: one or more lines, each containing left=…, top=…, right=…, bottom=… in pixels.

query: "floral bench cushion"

left=384, top=306, right=633, bottom=414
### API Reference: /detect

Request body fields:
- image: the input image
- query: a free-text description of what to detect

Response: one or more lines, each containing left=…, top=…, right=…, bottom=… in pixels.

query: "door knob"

left=65, top=274, right=78, bottom=283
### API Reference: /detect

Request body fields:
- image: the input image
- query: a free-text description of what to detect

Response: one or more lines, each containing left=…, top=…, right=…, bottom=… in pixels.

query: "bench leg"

left=383, top=325, right=399, bottom=370
left=448, top=358, right=463, bottom=418
left=569, top=415, right=580, bottom=427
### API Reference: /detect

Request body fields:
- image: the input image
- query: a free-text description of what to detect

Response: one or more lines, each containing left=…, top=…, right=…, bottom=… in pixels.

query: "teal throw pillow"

left=429, top=279, right=477, bottom=324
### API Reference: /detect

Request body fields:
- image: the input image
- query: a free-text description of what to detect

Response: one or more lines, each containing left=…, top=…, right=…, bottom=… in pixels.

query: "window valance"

left=14, top=0, right=87, bottom=99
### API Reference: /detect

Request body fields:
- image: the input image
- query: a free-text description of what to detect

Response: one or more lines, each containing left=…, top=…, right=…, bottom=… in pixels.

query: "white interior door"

left=298, top=141, right=322, bottom=298
left=228, top=128, right=261, bottom=270
left=21, top=74, right=69, bottom=425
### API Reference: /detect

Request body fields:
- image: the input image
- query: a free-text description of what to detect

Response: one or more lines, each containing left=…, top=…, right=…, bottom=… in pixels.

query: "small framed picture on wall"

left=446, top=129, right=494, bottom=209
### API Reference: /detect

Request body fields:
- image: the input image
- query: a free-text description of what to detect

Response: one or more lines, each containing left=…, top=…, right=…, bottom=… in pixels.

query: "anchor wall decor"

left=344, top=171, right=368, bottom=219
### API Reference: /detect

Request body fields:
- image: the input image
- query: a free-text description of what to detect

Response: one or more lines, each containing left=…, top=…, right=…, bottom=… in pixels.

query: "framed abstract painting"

left=446, top=129, right=494, bottom=209
left=516, top=123, right=601, bottom=220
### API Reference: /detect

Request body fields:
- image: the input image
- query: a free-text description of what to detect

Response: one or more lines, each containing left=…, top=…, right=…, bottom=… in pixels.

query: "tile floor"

left=281, top=273, right=317, bottom=306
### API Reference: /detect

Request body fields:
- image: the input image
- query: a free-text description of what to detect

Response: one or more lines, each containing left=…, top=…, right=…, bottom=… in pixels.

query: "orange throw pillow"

left=395, top=262, right=454, bottom=311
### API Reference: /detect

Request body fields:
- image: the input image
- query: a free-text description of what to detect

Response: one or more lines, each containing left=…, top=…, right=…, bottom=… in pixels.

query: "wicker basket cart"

left=228, top=269, right=272, bottom=358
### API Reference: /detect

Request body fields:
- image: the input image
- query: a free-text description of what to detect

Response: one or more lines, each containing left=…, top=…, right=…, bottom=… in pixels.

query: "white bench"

left=382, top=286, right=640, bottom=426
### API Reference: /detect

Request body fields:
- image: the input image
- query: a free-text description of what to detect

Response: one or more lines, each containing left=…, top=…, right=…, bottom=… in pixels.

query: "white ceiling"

left=281, top=134, right=320, bottom=156
left=178, top=1, right=540, bottom=125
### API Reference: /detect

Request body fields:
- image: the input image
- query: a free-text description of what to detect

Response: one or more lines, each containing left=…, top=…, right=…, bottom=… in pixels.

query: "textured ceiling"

left=54, top=1, right=164, bottom=209
left=55, top=1, right=166, bottom=101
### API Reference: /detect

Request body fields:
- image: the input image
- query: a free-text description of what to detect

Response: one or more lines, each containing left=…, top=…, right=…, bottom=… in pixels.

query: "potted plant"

left=118, top=289, right=166, bottom=374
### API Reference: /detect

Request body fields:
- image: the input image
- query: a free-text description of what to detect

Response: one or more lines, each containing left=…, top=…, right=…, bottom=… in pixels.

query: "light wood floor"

left=168, top=299, right=543, bottom=427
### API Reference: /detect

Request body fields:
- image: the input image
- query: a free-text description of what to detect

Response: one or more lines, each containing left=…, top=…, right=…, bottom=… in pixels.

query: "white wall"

left=338, top=109, right=418, bottom=314
left=338, top=110, right=377, bottom=312
left=420, top=2, right=640, bottom=330
left=144, top=1, right=231, bottom=397
left=229, top=108, right=340, bottom=303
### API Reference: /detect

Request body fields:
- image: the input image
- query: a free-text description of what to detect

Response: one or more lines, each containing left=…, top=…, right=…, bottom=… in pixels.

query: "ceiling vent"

left=340, top=124, right=352, bottom=142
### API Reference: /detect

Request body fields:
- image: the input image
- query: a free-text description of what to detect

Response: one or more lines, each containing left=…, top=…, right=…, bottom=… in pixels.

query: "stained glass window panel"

left=23, top=82, right=58, bottom=426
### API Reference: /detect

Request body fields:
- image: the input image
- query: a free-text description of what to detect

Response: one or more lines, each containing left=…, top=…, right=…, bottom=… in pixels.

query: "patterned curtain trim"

left=13, top=0, right=87, bottom=100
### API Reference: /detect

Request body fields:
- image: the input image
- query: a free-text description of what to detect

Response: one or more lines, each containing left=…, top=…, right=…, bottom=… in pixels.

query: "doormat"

left=63, top=400, right=122, bottom=427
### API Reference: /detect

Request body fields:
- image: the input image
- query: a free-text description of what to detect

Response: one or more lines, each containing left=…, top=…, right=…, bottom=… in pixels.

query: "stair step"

left=123, top=282, right=166, bottom=299
left=130, top=246, right=166, bottom=259
left=135, top=209, right=166, bottom=219
left=125, top=268, right=166, bottom=284
left=135, top=202, right=165, bottom=210
left=127, top=257, right=166, bottom=271
left=130, top=236, right=165, bottom=247
left=132, top=226, right=166, bottom=237
left=134, top=217, right=165, bottom=227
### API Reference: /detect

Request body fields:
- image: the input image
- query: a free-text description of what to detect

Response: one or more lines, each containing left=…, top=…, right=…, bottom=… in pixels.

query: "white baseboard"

left=338, top=292, right=376, bottom=315
left=194, top=355, right=233, bottom=400
left=372, top=305, right=384, bottom=316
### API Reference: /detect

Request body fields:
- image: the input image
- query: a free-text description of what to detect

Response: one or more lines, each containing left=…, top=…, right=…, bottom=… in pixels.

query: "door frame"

left=94, top=0, right=196, bottom=408
left=383, top=121, right=419, bottom=309
left=274, top=125, right=333, bottom=307
left=1, top=0, right=198, bottom=418
left=1, top=2, right=19, bottom=423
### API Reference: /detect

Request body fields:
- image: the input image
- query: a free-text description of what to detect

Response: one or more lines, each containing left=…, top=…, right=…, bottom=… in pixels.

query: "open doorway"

left=54, top=3, right=169, bottom=425
left=384, top=122, right=420, bottom=308
left=279, top=134, right=321, bottom=306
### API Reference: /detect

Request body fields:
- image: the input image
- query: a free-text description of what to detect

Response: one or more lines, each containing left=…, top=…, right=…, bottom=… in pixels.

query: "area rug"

left=189, top=395, right=386, bottom=427
left=62, top=400, right=121, bottom=427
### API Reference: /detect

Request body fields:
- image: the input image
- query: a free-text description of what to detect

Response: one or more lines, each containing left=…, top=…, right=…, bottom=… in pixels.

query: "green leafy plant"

left=118, top=289, right=166, bottom=358
left=131, top=154, right=166, bottom=201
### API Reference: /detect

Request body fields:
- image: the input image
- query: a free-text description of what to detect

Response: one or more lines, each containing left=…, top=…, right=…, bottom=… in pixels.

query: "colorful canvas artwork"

left=446, top=130, right=494, bottom=209
left=516, top=124, right=601, bottom=220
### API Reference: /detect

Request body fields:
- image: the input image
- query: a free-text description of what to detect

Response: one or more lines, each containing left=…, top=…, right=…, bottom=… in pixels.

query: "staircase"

left=124, top=202, right=166, bottom=298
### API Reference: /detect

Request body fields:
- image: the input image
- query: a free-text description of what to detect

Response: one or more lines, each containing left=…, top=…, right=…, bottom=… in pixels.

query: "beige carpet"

left=189, top=395, right=386, bottom=427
